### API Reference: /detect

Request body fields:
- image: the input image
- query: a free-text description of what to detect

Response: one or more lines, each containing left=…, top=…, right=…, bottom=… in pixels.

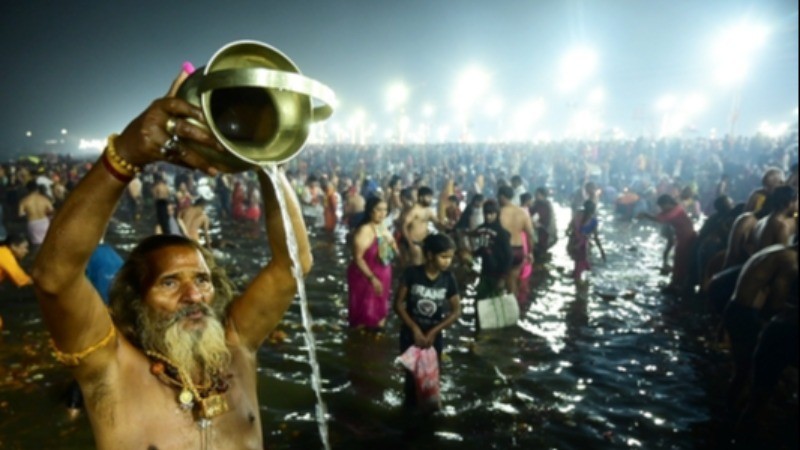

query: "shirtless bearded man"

left=31, top=71, right=311, bottom=449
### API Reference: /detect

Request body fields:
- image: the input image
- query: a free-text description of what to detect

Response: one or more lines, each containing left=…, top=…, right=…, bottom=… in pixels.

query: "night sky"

left=0, top=0, right=797, bottom=152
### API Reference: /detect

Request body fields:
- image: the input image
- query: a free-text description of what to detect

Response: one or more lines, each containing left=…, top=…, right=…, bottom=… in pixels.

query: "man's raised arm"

left=32, top=73, right=222, bottom=370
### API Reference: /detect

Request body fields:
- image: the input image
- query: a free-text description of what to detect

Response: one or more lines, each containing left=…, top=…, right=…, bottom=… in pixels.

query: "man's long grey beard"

left=139, top=303, right=231, bottom=378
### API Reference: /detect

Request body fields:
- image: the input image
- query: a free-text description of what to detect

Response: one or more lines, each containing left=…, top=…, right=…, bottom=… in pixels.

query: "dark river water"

left=0, top=203, right=796, bottom=449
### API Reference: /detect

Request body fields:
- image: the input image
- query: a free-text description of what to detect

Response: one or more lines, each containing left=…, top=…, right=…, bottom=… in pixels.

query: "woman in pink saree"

left=347, top=197, right=399, bottom=328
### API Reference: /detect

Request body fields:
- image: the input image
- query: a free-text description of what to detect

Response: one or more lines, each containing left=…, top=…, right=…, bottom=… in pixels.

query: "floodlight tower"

left=711, top=21, right=769, bottom=136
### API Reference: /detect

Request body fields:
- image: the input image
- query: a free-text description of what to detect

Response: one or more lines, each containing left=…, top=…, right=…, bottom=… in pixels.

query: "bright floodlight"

left=759, top=121, right=789, bottom=138
left=656, top=94, right=677, bottom=112
left=452, top=66, right=491, bottom=112
left=568, top=109, right=602, bottom=138
left=486, top=95, right=504, bottom=118
left=558, top=46, right=598, bottom=92
left=588, top=87, right=605, bottom=105
left=712, top=21, right=769, bottom=86
left=682, top=93, right=708, bottom=116
left=386, top=82, right=409, bottom=112
left=511, top=98, right=546, bottom=140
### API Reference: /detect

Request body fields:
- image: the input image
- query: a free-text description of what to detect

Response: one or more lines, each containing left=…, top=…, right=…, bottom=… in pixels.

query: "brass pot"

left=177, top=40, right=336, bottom=172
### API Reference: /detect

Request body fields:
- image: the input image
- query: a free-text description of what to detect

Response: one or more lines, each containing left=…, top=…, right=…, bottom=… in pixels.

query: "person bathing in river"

left=638, top=194, right=697, bottom=294
left=31, top=69, right=312, bottom=449
left=0, top=233, right=32, bottom=330
left=566, top=200, right=606, bottom=283
left=393, top=234, right=461, bottom=410
left=722, top=237, right=798, bottom=412
left=347, top=197, right=399, bottom=330
left=752, top=185, right=797, bottom=251
left=497, top=185, right=535, bottom=298
left=400, top=186, right=446, bottom=267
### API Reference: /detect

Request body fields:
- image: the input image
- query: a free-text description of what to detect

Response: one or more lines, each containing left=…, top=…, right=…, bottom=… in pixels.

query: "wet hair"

left=656, top=194, right=677, bottom=208
left=768, top=185, right=797, bottom=212
left=357, top=196, right=386, bottom=228
left=422, top=233, right=455, bottom=256
left=417, top=186, right=433, bottom=198
left=109, top=234, right=235, bottom=348
left=482, top=199, right=499, bottom=215
left=498, top=185, right=514, bottom=200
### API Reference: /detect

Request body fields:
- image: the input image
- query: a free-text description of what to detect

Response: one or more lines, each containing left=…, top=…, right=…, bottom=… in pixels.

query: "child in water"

left=394, top=233, right=462, bottom=410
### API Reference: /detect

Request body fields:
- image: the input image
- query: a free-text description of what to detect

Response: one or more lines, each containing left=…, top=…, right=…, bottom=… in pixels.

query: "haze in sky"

left=1, top=0, right=797, bottom=153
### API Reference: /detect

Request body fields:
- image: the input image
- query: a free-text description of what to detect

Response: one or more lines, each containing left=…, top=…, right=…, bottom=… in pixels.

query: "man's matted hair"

left=109, top=234, right=236, bottom=347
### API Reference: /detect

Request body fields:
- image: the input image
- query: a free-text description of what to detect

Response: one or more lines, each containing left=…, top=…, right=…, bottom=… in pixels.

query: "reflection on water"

left=0, top=203, right=796, bottom=449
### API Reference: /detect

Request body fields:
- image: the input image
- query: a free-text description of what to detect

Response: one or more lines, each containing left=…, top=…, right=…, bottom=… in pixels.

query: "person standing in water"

left=0, top=233, right=32, bottom=329
left=400, top=186, right=445, bottom=267
left=0, top=233, right=32, bottom=288
left=393, top=233, right=461, bottom=410
left=31, top=69, right=311, bottom=449
left=18, top=180, right=54, bottom=246
left=638, top=194, right=697, bottom=294
left=566, top=200, right=606, bottom=283
left=347, top=197, right=399, bottom=330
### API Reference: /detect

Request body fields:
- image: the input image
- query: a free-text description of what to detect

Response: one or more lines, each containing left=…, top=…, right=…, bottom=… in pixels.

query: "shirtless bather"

left=18, top=180, right=54, bottom=245
left=497, top=185, right=535, bottom=297
left=31, top=70, right=312, bottom=449
left=722, top=240, right=798, bottom=409
left=401, top=186, right=443, bottom=266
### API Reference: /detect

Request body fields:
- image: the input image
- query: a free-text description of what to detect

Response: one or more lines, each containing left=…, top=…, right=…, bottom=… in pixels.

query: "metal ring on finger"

left=165, top=117, right=178, bottom=135
left=160, top=135, right=181, bottom=160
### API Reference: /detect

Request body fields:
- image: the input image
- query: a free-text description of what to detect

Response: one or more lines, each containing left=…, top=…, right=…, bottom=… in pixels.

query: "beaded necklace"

left=146, top=350, right=231, bottom=433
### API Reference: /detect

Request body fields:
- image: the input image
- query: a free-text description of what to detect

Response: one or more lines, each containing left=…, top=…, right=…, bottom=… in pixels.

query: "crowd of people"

left=1, top=105, right=798, bottom=445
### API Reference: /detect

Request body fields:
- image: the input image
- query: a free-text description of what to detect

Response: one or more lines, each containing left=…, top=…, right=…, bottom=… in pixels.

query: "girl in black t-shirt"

left=394, top=233, right=461, bottom=409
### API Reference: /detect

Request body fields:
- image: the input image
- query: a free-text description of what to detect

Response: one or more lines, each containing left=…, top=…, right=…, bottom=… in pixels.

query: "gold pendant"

left=199, top=394, right=229, bottom=419
left=179, top=389, right=194, bottom=408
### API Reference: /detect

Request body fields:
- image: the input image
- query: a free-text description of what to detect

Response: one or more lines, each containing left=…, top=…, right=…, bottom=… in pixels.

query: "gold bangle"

left=104, top=133, right=141, bottom=176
